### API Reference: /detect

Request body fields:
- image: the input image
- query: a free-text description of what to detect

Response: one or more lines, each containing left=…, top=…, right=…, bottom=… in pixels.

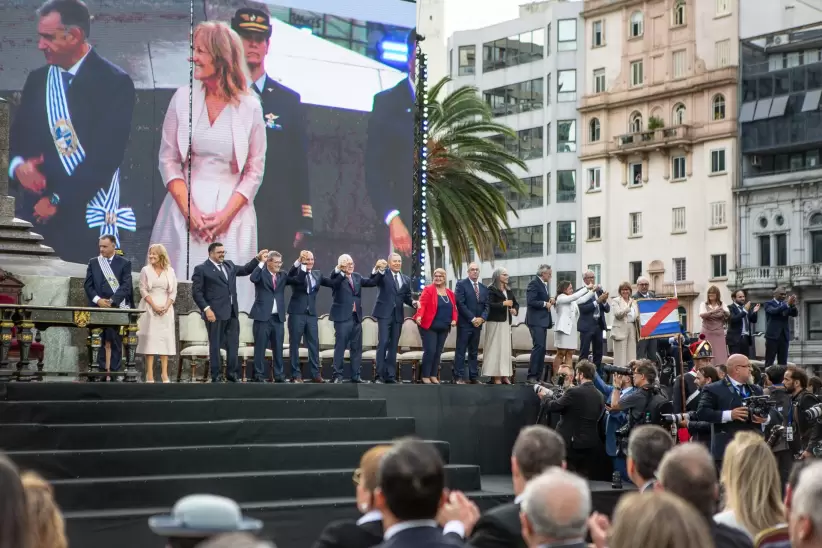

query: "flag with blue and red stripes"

left=637, top=298, right=681, bottom=340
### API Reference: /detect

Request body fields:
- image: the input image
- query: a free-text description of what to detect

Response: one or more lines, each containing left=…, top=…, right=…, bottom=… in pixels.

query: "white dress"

left=554, top=287, right=596, bottom=350
left=136, top=266, right=177, bottom=356
left=149, top=107, right=257, bottom=312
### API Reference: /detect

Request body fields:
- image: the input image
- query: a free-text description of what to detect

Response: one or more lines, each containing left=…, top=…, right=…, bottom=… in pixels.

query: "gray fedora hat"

left=148, top=494, right=263, bottom=538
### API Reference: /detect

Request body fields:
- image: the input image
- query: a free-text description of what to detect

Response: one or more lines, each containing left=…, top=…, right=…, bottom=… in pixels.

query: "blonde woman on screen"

left=137, top=244, right=177, bottom=383
left=148, top=21, right=266, bottom=313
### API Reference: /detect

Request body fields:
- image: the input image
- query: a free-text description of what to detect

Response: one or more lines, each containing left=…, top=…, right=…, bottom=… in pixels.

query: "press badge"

left=786, top=427, right=794, bottom=442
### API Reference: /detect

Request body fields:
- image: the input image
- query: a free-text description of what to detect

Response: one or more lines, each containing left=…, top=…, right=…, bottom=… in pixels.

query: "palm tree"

left=424, top=76, right=528, bottom=273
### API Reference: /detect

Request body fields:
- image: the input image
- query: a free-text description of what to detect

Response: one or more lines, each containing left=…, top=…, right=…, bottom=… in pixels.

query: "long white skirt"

left=483, top=321, right=512, bottom=377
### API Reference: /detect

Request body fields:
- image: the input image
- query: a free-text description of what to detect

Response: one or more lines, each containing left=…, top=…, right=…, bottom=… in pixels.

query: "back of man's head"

left=790, top=461, right=822, bottom=545
left=627, top=425, right=673, bottom=484
left=512, top=426, right=566, bottom=482
left=520, top=468, right=591, bottom=545
left=656, top=443, right=717, bottom=519
left=378, top=438, right=444, bottom=521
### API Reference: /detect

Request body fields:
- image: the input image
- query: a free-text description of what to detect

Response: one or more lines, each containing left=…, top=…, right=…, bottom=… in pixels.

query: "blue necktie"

left=61, top=72, right=73, bottom=92
left=738, top=384, right=748, bottom=399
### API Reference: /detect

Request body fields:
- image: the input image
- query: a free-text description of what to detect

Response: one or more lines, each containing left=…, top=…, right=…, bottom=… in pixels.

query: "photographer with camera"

left=593, top=362, right=635, bottom=482
left=763, top=365, right=794, bottom=488
left=608, top=360, right=666, bottom=427
left=785, top=366, right=822, bottom=460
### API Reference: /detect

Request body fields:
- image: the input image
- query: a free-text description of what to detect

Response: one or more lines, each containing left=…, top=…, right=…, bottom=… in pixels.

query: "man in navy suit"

left=371, top=253, right=416, bottom=383
left=764, top=287, right=798, bottom=366
left=578, top=270, right=610, bottom=373
left=525, top=265, right=554, bottom=384
left=83, top=235, right=132, bottom=379
left=328, top=254, right=380, bottom=383
left=247, top=250, right=307, bottom=383
left=286, top=250, right=333, bottom=383
left=697, top=354, right=768, bottom=466
left=191, top=242, right=263, bottom=383
left=726, top=289, right=759, bottom=358
left=454, top=263, right=489, bottom=384
left=231, top=8, right=312, bottom=256
left=10, top=0, right=135, bottom=263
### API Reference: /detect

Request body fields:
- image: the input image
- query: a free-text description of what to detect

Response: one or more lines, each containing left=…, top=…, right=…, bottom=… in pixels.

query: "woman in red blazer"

left=413, top=268, right=457, bottom=384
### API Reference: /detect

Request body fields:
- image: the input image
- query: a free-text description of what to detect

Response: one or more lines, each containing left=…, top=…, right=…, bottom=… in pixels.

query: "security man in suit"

left=727, top=289, right=759, bottom=358
left=10, top=0, right=135, bottom=263
left=231, top=8, right=312, bottom=256
left=525, top=265, right=554, bottom=384
left=578, top=270, right=610, bottom=373
left=247, top=250, right=307, bottom=383
left=371, top=253, right=416, bottom=384
left=454, top=263, right=489, bottom=384
left=764, top=286, right=798, bottom=366
left=191, top=242, right=263, bottom=383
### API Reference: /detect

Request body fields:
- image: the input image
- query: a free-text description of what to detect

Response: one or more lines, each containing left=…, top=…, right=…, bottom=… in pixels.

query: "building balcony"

left=732, top=264, right=822, bottom=290
left=612, top=125, right=693, bottom=156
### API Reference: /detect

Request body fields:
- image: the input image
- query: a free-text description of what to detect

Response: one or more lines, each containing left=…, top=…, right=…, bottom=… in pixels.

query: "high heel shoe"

left=146, top=379, right=154, bottom=384
left=162, top=378, right=171, bottom=383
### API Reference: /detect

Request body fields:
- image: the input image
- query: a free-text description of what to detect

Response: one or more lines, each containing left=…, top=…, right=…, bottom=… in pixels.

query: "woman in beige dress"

left=484, top=268, right=519, bottom=384
left=610, top=281, right=638, bottom=366
left=137, top=244, right=177, bottom=383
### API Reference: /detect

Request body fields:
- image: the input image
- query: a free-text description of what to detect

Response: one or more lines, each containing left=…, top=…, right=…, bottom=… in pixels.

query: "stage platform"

left=0, top=382, right=630, bottom=548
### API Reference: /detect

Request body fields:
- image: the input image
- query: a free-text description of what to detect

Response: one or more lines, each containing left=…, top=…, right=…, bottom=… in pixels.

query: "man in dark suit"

left=10, top=0, right=135, bottom=263
left=697, top=354, right=767, bottom=467
left=525, top=265, right=554, bottom=384
left=764, top=286, right=798, bottom=366
left=625, top=425, right=673, bottom=492
left=727, top=290, right=759, bottom=358
left=538, top=361, right=604, bottom=478
left=578, top=270, right=609, bottom=373
left=191, top=242, right=263, bottom=383
left=371, top=253, right=416, bottom=383
left=231, top=8, right=312, bottom=255
left=454, top=263, right=489, bottom=384
left=365, top=29, right=415, bottom=257
left=286, top=250, right=333, bottom=383
left=247, top=250, right=306, bottom=383
left=328, top=254, right=380, bottom=383
left=83, top=234, right=132, bottom=378
left=469, top=426, right=566, bottom=548
left=633, top=277, right=657, bottom=361
left=519, top=468, right=591, bottom=548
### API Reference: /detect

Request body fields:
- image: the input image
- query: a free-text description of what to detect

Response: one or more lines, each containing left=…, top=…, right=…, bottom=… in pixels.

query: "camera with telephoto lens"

left=603, top=365, right=632, bottom=376
left=743, top=395, right=774, bottom=419
left=805, top=403, right=822, bottom=422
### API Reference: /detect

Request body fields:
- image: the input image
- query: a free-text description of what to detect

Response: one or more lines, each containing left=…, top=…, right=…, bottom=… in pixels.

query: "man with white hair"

left=328, top=254, right=380, bottom=383
left=578, top=270, right=608, bottom=372
left=633, top=276, right=657, bottom=361
left=519, top=468, right=590, bottom=548
left=789, top=461, right=822, bottom=548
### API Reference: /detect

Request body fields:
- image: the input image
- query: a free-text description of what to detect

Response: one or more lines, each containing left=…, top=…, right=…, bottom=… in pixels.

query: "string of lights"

left=412, top=37, right=429, bottom=292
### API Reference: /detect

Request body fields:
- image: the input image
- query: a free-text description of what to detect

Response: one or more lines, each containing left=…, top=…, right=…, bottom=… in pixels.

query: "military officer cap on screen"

left=689, top=334, right=713, bottom=360
left=231, top=7, right=273, bottom=39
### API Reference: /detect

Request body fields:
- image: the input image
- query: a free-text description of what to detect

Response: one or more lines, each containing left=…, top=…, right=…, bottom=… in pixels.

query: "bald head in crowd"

left=725, top=354, right=752, bottom=384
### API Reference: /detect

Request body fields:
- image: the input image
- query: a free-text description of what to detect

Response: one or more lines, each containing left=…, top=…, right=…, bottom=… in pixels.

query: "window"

left=629, top=111, right=643, bottom=133
left=673, top=1, right=686, bottom=27
left=629, top=212, right=642, bottom=236
left=588, top=217, right=601, bottom=240
left=483, top=78, right=544, bottom=117
left=482, top=29, right=545, bottom=73
left=673, top=50, right=687, bottom=78
left=557, top=19, right=577, bottom=51
left=808, top=303, right=822, bottom=341
left=705, top=201, right=726, bottom=229
left=593, top=68, right=606, bottom=93
left=711, top=149, right=726, bottom=173
left=776, top=234, right=788, bottom=266
left=556, top=271, right=577, bottom=285
left=629, top=163, right=643, bottom=186
left=672, top=207, right=686, bottom=233
left=557, top=70, right=576, bottom=102
left=592, top=20, right=604, bottom=47
left=672, top=156, right=686, bottom=180
left=490, top=127, right=544, bottom=161
left=588, top=167, right=601, bottom=191
left=546, top=222, right=551, bottom=255
left=711, top=254, right=727, bottom=279
left=630, top=11, right=644, bottom=38
left=493, top=225, right=544, bottom=260
left=813, top=230, right=822, bottom=264
left=629, top=261, right=643, bottom=283
left=557, top=170, right=576, bottom=202
left=712, top=94, right=726, bottom=120
left=631, top=61, right=644, bottom=87
left=715, top=40, right=730, bottom=68
left=492, top=175, right=544, bottom=210
left=589, top=118, right=601, bottom=142
left=673, top=103, right=686, bottom=125
left=716, top=0, right=730, bottom=16
left=557, top=221, right=576, bottom=253
left=587, top=264, right=602, bottom=284
left=557, top=120, right=577, bottom=152
left=759, top=235, right=771, bottom=267
left=458, top=45, right=476, bottom=75
left=673, top=258, right=687, bottom=281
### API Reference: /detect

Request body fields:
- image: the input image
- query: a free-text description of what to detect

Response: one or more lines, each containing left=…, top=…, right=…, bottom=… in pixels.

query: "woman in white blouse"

left=552, top=280, right=596, bottom=374
left=610, top=282, right=639, bottom=366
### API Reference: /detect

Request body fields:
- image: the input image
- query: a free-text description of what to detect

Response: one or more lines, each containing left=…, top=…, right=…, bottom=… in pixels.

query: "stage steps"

left=0, top=383, right=513, bottom=548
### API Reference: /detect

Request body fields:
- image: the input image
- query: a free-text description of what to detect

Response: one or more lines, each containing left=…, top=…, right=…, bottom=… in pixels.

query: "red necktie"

left=272, top=273, right=277, bottom=289
left=474, top=282, right=479, bottom=299
left=349, top=276, right=356, bottom=311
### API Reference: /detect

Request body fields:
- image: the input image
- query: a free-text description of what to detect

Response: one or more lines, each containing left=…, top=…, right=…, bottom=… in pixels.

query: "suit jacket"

left=468, top=502, right=525, bottom=548
left=10, top=49, right=135, bottom=264
left=191, top=258, right=257, bottom=321
left=83, top=255, right=133, bottom=308
left=525, top=277, right=553, bottom=329
left=610, top=297, right=638, bottom=342
left=248, top=263, right=306, bottom=322
left=487, top=286, right=519, bottom=324
left=377, top=525, right=464, bottom=548
left=726, top=303, right=758, bottom=345
left=252, top=76, right=311, bottom=249
left=328, top=271, right=379, bottom=322
left=455, top=278, right=489, bottom=327
left=545, top=382, right=604, bottom=450
left=577, top=289, right=610, bottom=334
left=414, top=285, right=458, bottom=330
left=286, top=265, right=333, bottom=317
left=697, top=378, right=765, bottom=460
left=764, top=299, right=798, bottom=341
left=372, top=270, right=414, bottom=322
left=312, top=518, right=383, bottom=548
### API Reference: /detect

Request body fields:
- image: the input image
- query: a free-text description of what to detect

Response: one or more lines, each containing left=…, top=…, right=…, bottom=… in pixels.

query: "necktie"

left=219, top=263, right=227, bottom=279
left=252, top=82, right=261, bottom=95
left=272, top=272, right=277, bottom=290
left=394, top=272, right=401, bottom=290
left=61, top=71, right=73, bottom=92
left=474, top=282, right=479, bottom=299
left=738, top=384, right=748, bottom=399
left=349, top=276, right=356, bottom=312
left=307, top=271, right=313, bottom=294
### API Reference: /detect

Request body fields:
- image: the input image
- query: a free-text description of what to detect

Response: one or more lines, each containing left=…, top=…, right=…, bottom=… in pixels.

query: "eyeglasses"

left=352, top=468, right=362, bottom=485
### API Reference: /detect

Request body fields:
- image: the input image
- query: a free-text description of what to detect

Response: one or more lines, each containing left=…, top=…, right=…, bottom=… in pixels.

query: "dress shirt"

left=248, top=73, right=267, bottom=95
left=203, top=260, right=230, bottom=312
left=721, top=376, right=770, bottom=428
left=383, top=519, right=466, bottom=540
left=294, top=260, right=314, bottom=293
left=258, top=261, right=279, bottom=314
left=91, top=254, right=115, bottom=304
left=357, top=510, right=383, bottom=526
left=394, top=271, right=403, bottom=289
left=736, top=304, right=749, bottom=335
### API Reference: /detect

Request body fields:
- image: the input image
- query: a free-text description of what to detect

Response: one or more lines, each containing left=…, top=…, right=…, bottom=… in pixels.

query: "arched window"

left=673, top=1, right=686, bottom=26
left=629, top=111, right=643, bottom=133
left=673, top=103, right=686, bottom=125
left=811, top=212, right=822, bottom=226
left=630, top=11, right=644, bottom=37
left=589, top=118, right=601, bottom=142
left=712, top=94, right=726, bottom=120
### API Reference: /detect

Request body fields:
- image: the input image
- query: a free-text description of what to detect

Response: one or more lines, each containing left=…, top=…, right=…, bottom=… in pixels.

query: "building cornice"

left=581, top=0, right=647, bottom=19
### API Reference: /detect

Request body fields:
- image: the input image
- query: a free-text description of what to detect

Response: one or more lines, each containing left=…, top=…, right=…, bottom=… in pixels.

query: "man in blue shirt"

left=593, top=366, right=635, bottom=481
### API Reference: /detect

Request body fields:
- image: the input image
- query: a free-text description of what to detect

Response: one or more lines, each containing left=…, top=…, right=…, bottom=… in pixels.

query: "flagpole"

left=674, top=280, right=687, bottom=417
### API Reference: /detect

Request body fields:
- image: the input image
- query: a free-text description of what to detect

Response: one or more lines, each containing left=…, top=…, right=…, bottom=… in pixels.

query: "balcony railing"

left=732, top=264, right=822, bottom=289
left=614, top=125, right=692, bottom=153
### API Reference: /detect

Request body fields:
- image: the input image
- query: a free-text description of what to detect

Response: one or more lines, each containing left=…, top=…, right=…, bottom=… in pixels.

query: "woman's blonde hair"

left=147, top=243, right=170, bottom=270
left=720, top=431, right=785, bottom=536
left=609, top=491, right=714, bottom=548
left=20, top=472, right=67, bottom=548
left=432, top=268, right=447, bottom=282
left=194, top=21, right=250, bottom=103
